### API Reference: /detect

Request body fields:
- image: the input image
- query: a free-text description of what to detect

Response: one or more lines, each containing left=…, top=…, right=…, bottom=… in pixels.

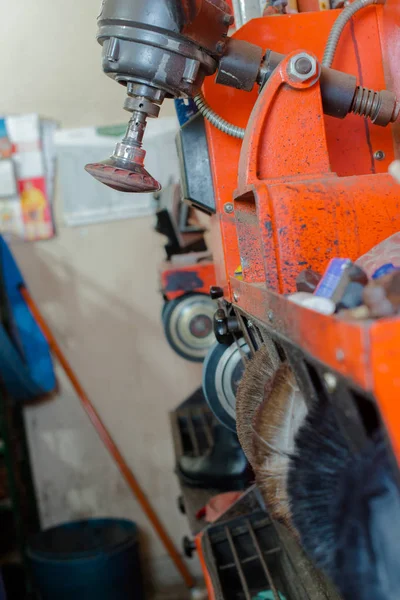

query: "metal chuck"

left=85, top=94, right=162, bottom=193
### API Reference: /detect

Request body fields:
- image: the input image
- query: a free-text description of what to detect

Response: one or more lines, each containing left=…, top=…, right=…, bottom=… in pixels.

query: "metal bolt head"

left=374, top=150, right=386, bottom=161
left=233, top=292, right=239, bottom=302
left=295, top=57, right=312, bottom=75
left=224, top=203, right=234, bottom=214
left=323, top=372, right=337, bottom=393
left=336, top=348, right=345, bottom=362
left=210, top=286, right=224, bottom=300
left=268, top=310, right=274, bottom=322
left=288, top=53, right=318, bottom=83
left=223, top=13, right=234, bottom=26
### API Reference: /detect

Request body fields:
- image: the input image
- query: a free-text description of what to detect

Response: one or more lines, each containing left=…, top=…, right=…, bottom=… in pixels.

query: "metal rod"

left=225, top=526, right=252, bottom=600
left=219, top=546, right=281, bottom=570
left=185, top=411, right=200, bottom=456
left=247, top=520, right=281, bottom=600
left=198, top=409, right=214, bottom=448
left=20, top=285, right=195, bottom=589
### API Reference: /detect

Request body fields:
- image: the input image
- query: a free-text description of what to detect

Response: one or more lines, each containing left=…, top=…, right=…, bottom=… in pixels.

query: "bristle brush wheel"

left=288, top=401, right=400, bottom=600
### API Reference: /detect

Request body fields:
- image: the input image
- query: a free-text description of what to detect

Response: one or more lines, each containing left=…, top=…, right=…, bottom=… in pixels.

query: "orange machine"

left=200, top=1, right=400, bottom=462
left=84, top=0, right=400, bottom=593
left=86, top=0, right=400, bottom=466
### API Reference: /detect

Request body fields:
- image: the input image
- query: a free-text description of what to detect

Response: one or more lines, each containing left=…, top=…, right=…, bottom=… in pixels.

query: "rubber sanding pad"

left=85, top=157, right=161, bottom=193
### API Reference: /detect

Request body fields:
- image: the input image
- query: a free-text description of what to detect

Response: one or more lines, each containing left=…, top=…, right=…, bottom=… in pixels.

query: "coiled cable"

left=194, top=92, right=245, bottom=139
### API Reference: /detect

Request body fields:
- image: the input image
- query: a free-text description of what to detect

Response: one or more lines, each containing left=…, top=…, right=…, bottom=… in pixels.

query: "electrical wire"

left=196, top=0, right=386, bottom=136
left=194, top=92, right=245, bottom=139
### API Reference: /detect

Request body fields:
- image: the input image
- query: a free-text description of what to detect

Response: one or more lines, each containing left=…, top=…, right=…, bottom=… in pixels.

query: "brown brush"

left=236, top=343, right=280, bottom=468
left=252, top=363, right=308, bottom=528
left=236, top=347, right=309, bottom=529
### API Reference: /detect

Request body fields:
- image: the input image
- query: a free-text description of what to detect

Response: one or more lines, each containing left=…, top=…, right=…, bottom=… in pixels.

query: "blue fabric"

left=0, top=119, right=7, bottom=140
left=0, top=326, right=44, bottom=401
left=0, top=237, right=56, bottom=399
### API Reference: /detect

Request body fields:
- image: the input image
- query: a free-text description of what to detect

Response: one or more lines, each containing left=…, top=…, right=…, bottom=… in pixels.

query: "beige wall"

left=0, top=0, right=174, bottom=126
left=0, top=0, right=201, bottom=592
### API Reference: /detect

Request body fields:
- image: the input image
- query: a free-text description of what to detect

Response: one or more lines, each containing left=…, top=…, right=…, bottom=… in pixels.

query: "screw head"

left=374, top=150, right=386, bottom=161
left=223, top=13, right=234, bottom=26
left=268, top=310, right=274, bottom=322
left=336, top=348, right=345, bottom=362
left=224, top=203, right=234, bottom=214
left=233, top=292, right=239, bottom=302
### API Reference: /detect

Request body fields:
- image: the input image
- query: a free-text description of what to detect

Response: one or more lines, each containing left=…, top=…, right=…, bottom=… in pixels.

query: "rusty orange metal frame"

left=196, top=533, right=217, bottom=600
left=161, top=260, right=216, bottom=301
left=203, top=2, right=400, bottom=463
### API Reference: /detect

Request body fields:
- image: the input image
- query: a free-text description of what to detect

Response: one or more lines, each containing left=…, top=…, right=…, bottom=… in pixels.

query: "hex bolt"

left=374, top=150, right=386, bottom=161
left=224, top=203, right=234, bottom=214
left=223, top=13, right=234, bottom=26
left=287, top=53, right=318, bottom=83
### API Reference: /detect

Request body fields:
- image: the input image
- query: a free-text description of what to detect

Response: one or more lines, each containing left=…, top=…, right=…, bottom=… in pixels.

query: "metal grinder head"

left=85, top=0, right=233, bottom=193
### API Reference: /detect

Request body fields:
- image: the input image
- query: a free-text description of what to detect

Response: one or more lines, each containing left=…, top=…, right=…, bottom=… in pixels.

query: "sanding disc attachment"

left=85, top=157, right=161, bottom=193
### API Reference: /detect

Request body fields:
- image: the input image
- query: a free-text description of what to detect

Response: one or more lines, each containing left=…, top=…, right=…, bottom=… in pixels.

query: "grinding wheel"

left=203, top=338, right=250, bottom=432
left=162, top=293, right=216, bottom=362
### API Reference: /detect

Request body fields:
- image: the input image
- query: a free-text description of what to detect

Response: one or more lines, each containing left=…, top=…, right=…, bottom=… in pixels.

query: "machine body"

left=87, top=0, right=400, bottom=461
left=89, top=0, right=400, bottom=597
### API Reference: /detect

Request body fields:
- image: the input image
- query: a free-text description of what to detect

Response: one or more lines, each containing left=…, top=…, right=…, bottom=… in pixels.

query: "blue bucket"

left=27, top=518, right=145, bottom=600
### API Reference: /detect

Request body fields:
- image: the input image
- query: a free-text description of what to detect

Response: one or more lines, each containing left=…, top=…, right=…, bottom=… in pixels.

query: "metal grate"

left=207, top=512, right=289, bottom=600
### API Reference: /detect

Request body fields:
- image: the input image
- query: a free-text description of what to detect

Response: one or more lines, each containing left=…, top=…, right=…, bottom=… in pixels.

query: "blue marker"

left=315, top=258, right=351, bottom=299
